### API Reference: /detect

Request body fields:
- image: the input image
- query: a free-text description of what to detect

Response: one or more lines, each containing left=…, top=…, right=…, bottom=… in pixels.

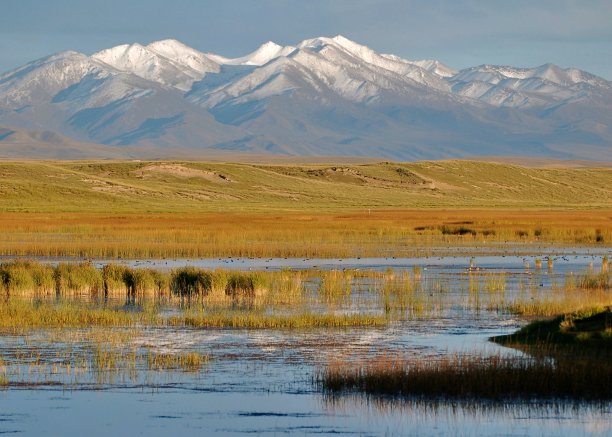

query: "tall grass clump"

left=225, top=272, right=268, bottom=298
left=0, top=260, right=55, bottom=296
left=55, top=262, right=103, bottom=296
left=578, top=271, right=611, bottom=291
left=146, top=351, right=208, bottom=372
left=102, top=263, right=129, bottom=296
left=319, top=270, right=353, bottom=302
left=170, top=267, right=212, bottom=300
left=103, top=264, right=171, bottom=298
left=123, top=268, right=157, bottom=297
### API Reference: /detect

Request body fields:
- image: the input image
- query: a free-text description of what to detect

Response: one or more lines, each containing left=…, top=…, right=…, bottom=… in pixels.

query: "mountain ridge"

left=1, top=35, right=610, bottom=160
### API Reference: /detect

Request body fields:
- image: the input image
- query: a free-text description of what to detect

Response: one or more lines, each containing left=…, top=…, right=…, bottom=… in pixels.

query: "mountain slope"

left=0, top=35, right=610, bottom=160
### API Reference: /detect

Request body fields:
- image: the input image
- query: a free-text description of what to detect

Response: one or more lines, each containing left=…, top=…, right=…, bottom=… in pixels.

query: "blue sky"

left=1, top=0, right=611, bottom=78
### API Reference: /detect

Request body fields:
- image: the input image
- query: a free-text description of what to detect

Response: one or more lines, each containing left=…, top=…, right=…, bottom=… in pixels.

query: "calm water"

left=1, top=251, right=610, bottom=436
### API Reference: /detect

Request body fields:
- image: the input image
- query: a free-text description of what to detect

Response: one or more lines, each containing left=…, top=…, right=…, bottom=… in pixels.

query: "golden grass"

left=0, top=160, right=609, bottom=258
left=0, top=300, right=388, bottom=330
left=0, top=209, right=609, bottom=259
left=146, top=351, right=208, bottom=372
left=503, top=272, right=612, bottom=317
left=0, top=301, right=145, bottom=329
left=172, top=310, right=387, bottom=329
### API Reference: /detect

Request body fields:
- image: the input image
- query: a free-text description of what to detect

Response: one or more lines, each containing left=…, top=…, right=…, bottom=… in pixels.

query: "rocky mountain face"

left=1, top=36, right=610, bottom=160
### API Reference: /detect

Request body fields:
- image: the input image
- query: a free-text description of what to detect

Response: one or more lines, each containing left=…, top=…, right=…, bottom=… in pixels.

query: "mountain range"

left=1, top=35, right=611, bottom=160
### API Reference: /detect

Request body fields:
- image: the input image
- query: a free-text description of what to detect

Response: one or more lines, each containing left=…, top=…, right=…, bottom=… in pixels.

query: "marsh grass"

left=579, top=271, right=611, bottom=290
left=225, top=272, right=269, bottom=298
left=146, top=351, right=208, bottom=372
left=0, top=299, right=388, bottom=330
left=319, top=353, right=612, bottom=400
left=319, top=270, right=353, bottom=304
left=172, top=310, right=387, bottom=329
left=1, top=209, right=611, bottom=261
left=0, top=300, right=143, bottom=329
left=0, top=260, right=55, bottom=296
left=55, top=262, right=103, bottom=296
left=1, top=261, right=611, bottom=326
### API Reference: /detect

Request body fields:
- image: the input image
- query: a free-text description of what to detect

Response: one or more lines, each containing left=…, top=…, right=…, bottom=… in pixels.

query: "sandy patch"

left=135, top=164, right=233, bottom=183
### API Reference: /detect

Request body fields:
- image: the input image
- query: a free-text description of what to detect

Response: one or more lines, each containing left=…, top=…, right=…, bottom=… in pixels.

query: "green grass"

left=0, top=160, right=610, bottom=212
left=491, top=307, right=612, bottom=349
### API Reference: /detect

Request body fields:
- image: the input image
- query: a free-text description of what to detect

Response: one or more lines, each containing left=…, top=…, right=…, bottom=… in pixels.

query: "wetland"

left=0, top=251, right=611, bottom=436
left=1, top=160, right=611, bottom=435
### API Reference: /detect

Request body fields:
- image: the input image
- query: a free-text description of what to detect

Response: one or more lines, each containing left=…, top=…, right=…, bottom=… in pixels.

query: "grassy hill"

left=0, top=160, right=611, bottom=212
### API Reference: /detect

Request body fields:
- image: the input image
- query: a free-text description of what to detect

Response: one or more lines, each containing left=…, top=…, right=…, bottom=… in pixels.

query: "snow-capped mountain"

left=1, top=35, right=611, bottom=160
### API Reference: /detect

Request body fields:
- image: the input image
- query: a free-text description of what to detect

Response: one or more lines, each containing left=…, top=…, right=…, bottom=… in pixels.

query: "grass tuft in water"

left=146, top=351, right=208, bottom=372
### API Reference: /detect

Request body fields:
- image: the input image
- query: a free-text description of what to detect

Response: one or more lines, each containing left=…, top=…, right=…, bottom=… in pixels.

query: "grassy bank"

left=491, top=307, right=612, bottom=349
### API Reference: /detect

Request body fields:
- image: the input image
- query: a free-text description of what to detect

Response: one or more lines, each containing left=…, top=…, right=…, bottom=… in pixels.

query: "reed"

left=54, top=262, right=103, bottom=296
left=225, top=272, right=268, bottom=298
left=102, top=263, right=129, bottom=296
left=0, top=299, right=389, bottom=330
left=172, top=310, right=387, bottom=329
left=170, top=267, right=213, bottom=298
left=0, top=260, right=55, bottom=296
left=319, top=270, right=353, bottom=301
left=0, top=209, right=610, bottom=260
left=0, top=300, right=144, bottom=329
left=319, top=352, right=612, bottom=400
left=146, top=351, right=208, bottom=372
left=578, top=271, right=611, bottom=290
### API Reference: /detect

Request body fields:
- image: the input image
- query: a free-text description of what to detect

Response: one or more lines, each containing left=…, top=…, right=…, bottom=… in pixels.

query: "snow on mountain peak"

left=92, top=41, right=218, bottom=91
left=452, top=63, right=608, bottom=89
left=215, top=41, right=297, bottom=66
left=1, top=35, right=612, bottom=161
left=146, top=39, right=220, bottom=75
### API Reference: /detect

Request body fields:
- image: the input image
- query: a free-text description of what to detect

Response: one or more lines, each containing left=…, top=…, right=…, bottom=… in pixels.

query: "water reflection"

left=322, top=394, right=612, bottom=437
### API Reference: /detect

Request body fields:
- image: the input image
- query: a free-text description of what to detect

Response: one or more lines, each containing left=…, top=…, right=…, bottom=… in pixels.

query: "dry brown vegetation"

left=0, top=210, right=609, bottom=259
left=319, top=352, right=612, bottom=400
